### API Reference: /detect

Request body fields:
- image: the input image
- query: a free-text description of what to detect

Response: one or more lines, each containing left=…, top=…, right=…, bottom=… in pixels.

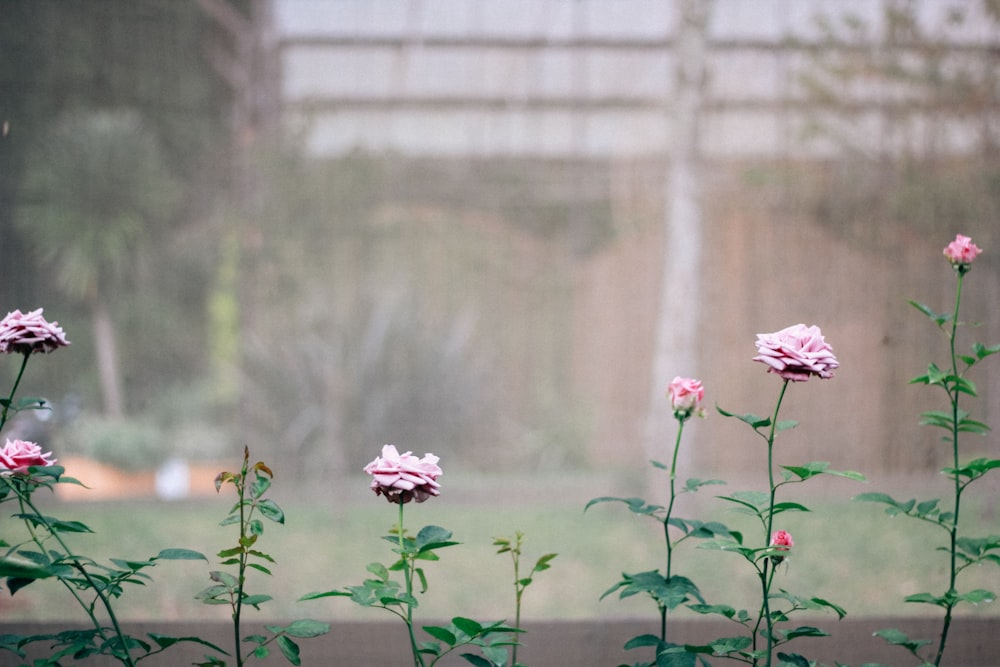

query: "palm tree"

left=16, top=109, right=181, bottom=416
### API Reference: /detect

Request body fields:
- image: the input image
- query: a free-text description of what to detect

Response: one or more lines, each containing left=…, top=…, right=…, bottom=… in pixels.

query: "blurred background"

left=0, top=0, right=999, bottom=622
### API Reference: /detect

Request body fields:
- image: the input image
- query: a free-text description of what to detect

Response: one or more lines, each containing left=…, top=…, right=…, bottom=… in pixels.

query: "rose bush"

left=364, top=444, right=442, bottom=504
left=752, top=323, right=839, bottom=382
left=666, top=376, right=705, bottom=419
left=0, top=308, right=70, bottom=354
left=0, top=438, right=57, bottom=475
left=942, top=233, right=982, bottom=268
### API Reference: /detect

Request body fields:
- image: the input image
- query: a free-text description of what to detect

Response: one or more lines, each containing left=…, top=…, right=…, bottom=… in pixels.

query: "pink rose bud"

left=0, top=309, right=70, bottom=355
left=942, top=234, right=982, bottom=271
left=770, top=529, right=793, bottom=564
left=0, top=439, right=57, bottom=476
left=667, top=376, right=705, bottom=420
left=752, top=323, right=839, bottom=382
left=363, top=444, right=442, bottom=504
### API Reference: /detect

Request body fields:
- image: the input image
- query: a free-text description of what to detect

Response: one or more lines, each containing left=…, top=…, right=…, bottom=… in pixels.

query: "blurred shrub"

left=66, top=416, right=167, bottom=471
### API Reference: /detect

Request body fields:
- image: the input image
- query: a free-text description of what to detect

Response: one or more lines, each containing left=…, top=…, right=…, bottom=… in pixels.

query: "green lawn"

left=2, top=471, right=998, bottom=627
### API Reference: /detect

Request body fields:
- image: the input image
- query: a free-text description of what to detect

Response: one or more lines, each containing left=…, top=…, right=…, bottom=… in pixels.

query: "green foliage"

left=0, top=462, right=214, bottom=665
left=419, top=617, right=523, bottom=667
left=196, top=448, right=328, bottom=666
left=301, top=504, right=534, bottom=667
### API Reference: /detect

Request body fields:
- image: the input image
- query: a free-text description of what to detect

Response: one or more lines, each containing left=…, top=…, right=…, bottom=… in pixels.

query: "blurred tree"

left=644, top=0, right=713, bottom=467
left=0, top=0, right=241, bottom=415
left=800, top=0, right=1000, bottom=246
left=16, top=110, right=182, bottom=417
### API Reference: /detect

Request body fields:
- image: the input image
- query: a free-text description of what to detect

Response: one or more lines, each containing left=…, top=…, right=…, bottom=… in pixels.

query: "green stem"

left=933, top=271, right=965, bottom=667
left=759, top=379, right=789, bottom=667
left=661, top=417, right=687, bottom=642
left=511, top=539, right=522, bottom=667
left=399, top=502, right=425, bottom=667
left=234, top=471, right=246, bottom=667
left=0, top=352, right=31, bottom=431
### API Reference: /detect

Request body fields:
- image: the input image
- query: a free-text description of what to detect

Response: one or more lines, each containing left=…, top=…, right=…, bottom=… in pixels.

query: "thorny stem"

left=933, top=270, right=965, bottom=667
left=505, top=533, right=524, bottom=667
left=662, top=417, right=687, bottom=642
left=233, top=456, right=248, bottom=667
left=753, top=379, right=789, bottom=667
left=399, top=501, right=426, bottom=667
left=0, top=352, right=30, bottom=431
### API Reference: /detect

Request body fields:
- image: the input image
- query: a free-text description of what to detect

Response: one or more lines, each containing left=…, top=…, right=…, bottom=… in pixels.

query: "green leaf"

left=953, top=376, right=978, bottom=397
left=480, top=644, right=511, bottom=665
left=452, top=616, right=484, bottom=638
left=854, top=492, right=922, bottom=518
left=772, top=501, right=811, bottom=515
left=909, top=300, right=949, bottom=326
left=147, top=633, right=229, bottom=655
left=780, top=626, right=829, bottom=641
left=904, top=592, right=948, bottom=608
left=0, top=556, right=55, bottom=582
left=775, top=420, right=798, bottom=432
left=919, top=411, right=954, bottom=429
left=683, top=478, right=726, bottom=493
left=242, top=593, right=273, bottom=609
left=257, top=499, right=285, bottom=524
left=810, top=596, right=848, bottom=619
left=250, top=474, right=271, bottom=499
left=156, top=548, right=207, bottom=561
left=459, top=654, right=495, bottom=667
left=776, top=653, right=811, bottom=667
left=423, top=625, right=457, bottom=646
left=957, top=417, right=992, bottom=434
left=209, top=570, right=239, bottom=588
left=973, top=342, right=1000, bottom=360
left=874, top=628, right=932, bottom=653
left=780, top=461, right=865, bottom=482
left=298, top=589, right=352, bottom=601
left=623, top=633, right=662, bottom=650
left=414, top=525, right=460, bottom=554
left=716, top=405, right=770, bottom=429
left=943, top=457, right=1000, bottom=480
left=956, top=589, right=995, bottom=605
left=684, top=636, right=753, bottom=655
left=956, top=535, right=1000, bottom=558
left=15, top=514, right=94, bottom=534
left=271, top=619, right=330, bottom=638
left=532, top=553, right=558, bottom=573
left=276, top=635, right=301, bottom=666
left=585, top=496, right=664, bottom=517
left=688, top=604, right=737, bottom=620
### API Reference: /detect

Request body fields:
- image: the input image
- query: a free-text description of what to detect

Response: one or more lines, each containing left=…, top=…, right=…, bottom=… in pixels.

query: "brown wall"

left=5, top=618, right=999, bottom=666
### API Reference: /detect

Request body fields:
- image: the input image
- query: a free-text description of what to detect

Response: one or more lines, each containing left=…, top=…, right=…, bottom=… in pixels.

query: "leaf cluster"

left=0, top=628, right=225, bottom=666
left=420, top=617, right=523, bottom=667
left=300, top=525, right=460, bottom=614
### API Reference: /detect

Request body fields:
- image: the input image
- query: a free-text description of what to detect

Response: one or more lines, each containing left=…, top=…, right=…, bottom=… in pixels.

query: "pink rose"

left=363, top=444, right=442, bottom=504
left=752, top=323, right=839, bottom=382
left=667, top=376, right=705, bottom=419
left=0, top=439, right=57, bottom=476
left=770, top=529, right=793, bottom=564
left=0, top=309, right=70, bottom=355
left=770, top=529, right=794, bottom=550
left=943, top=234, right=982, bottom=269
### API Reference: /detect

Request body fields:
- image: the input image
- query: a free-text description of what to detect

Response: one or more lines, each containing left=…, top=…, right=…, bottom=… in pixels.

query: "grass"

left=2, top=469, right=998, bottom=628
